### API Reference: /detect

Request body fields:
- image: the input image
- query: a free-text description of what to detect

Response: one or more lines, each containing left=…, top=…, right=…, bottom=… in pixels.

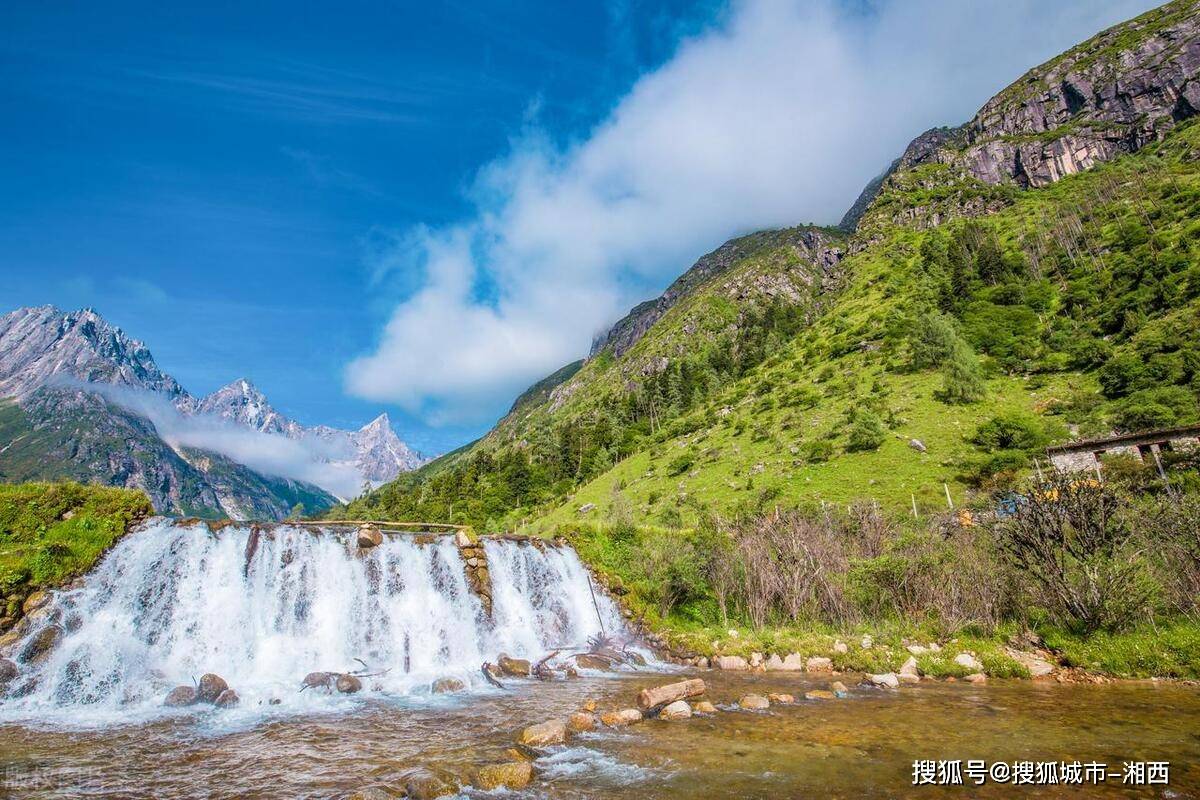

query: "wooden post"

left=943, top=483, right=954, bottom=509
left=910, top=493, right=918, bottom=519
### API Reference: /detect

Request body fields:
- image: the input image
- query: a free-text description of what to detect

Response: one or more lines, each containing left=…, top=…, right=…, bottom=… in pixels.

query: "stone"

left=831, top=681, right=849, bottom=696
left=474, top=761, right=533, bottom=791
left=860, top=635, right=873, bottom=649
left=196, top=673, right=229, bottom=703
left=164, top=685, right=198, bottom=707
left=833, top=640, right=848, bottom=654
left=336, top=674, right=363, bottom=694
left=578, top=503, right=596, bottom=514
left=713, top=655, right=749, bottom=671
left=580, top=699, right=598, bottom=713
left=567, top=712, right=596, bottom=733
left=738, top=694, right=770, bottom=711
left=693, top=700, right=717, bottom=714
left=749, top=652, right=764, bottom=668
left=778, top=653, right=806, bottom=671
left=804, top=690, right=835, bottom=700
left=965, top=672, right=988, bottom=684
left=214, top=689, right=240, bottom=708
left=659, top=700, right=692, bottom=720
left=574, top=654, right=613, bottom=671
left=357, top=525, right=383, bottom=548
left=0, top=658, right=17, bottom=686
left=599, top=708, right=642, bottom=727
left=498, top=655, right=531, bottom=676
left=301, top=671, right=334, bottom=692
left=400, top=767, right=457, bottom=800
left=906, top=644, right=928, bottom=656
left=431, top=677, right=465, bottom=694
left=954, top=653, right=983, bottom=671
left=20, top=624, right=62, bottom=663
left=805, top=656, right=833, bottom=672
left=866, top=672, right=900, bottom=689
left=767, top=693, right=794, bottom=704
left=899, top=657, right=921, bottom=683
left=695, top=656, right=709, bottom=669
left=454, top=530, right=472, bottom=547
left=637, top=678, right=706, bottom=710
left=909, top=438, right=927, bottom=453
left=764, top=654, right=784, bottom=670
left=347, top=788, right=395, bottom=800
left=22, top=590, right=50, bottom=616
left=1005, top=647, right=1055, bottom=678
left=517, top=719, right=568, bottom=746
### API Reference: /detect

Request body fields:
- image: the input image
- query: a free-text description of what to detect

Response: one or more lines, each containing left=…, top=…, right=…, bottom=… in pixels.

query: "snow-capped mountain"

left=196, top=378, right=426, bottom=485
left=0, top=305, right=426, bottom=516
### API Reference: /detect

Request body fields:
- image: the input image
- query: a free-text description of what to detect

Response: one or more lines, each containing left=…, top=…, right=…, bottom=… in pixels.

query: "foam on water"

left=0, top=520, right=631, bottom=725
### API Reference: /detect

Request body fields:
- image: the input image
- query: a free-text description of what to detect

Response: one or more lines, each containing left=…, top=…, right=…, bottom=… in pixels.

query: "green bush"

left=846, top=411, right=888, bottom=452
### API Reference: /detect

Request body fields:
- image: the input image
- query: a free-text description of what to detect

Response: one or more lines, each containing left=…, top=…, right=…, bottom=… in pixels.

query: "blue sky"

left=1, top=0, right=1156, bottom=454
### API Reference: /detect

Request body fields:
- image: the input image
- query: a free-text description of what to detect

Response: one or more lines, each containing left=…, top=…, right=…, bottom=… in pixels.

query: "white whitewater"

left=0, top=520, right=631, bottom=724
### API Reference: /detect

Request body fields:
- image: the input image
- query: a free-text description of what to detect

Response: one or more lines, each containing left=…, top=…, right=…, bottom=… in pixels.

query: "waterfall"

left=0, top=520, right=634, bottom=723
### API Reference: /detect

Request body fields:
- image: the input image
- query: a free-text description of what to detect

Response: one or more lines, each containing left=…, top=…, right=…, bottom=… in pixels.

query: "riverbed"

left=2, top=670, right=1197, bottom=799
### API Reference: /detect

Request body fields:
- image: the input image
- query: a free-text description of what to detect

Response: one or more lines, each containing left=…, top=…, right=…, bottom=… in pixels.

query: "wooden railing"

left=289, top=519, right=469, bottom=532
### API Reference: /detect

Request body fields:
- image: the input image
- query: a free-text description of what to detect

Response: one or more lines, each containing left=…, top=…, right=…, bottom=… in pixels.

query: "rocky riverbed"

left=1, top=669, right=1197, bottom=798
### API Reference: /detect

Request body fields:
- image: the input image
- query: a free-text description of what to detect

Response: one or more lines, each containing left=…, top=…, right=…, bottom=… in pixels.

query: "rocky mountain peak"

left=196, top=378, right=301, bottom=437
left=0, top=305, right=190, bottom=403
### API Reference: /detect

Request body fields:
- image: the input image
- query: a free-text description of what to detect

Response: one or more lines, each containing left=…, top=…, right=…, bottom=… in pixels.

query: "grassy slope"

left=0, top=482, right=152, bottom=623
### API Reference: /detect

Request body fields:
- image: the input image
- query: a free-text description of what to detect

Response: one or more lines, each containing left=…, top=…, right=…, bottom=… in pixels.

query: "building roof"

left=1046, top=423, right=1200, bottom=455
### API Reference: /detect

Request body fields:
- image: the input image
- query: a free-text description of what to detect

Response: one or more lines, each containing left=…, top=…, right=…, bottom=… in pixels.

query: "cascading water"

left=0, top=520, right=634, bottom=725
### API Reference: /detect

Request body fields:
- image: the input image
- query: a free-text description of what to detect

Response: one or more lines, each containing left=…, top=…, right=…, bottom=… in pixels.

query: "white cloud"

left=346, top=0, right=1158, bottom=425
left=69, top=381, right=365, bottom=499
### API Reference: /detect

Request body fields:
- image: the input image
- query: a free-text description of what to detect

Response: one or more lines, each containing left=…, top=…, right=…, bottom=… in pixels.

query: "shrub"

left=846, top=411, right=888, bottom=452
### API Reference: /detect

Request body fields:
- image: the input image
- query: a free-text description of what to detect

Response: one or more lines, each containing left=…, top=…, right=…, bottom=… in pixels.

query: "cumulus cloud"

left=346, top=0, right=1157, bottom=424
left=70, top=381, right=365, bottom=499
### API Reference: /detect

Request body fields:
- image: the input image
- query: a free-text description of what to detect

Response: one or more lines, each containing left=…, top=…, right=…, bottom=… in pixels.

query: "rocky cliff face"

left=590, top=227, right=844, bottom=359
left=0, top=306, right=424, bottom=516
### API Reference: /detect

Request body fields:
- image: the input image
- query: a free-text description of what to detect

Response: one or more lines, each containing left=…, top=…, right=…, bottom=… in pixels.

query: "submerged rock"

left=399, top=767, right=457, bottom=799
left=474, top=761, right=533, bottom=791
left=196, top=673, right=228, bottom=703
left=431, top=677, right=465, bottom=694
left=0, top=658, right=17, bottom=686
left=346, top=787, right=396, bottom=800
left=767, top=693, right=795, bottom=704
left=164, top=686, right=198, bottom=707
left=637, top=677, right=706, bottom=710
left=336, top=674, right=363, bottom=694
left=804, top=690, right=835, bottom=701
left=831, top=681, right=849, bottom=697
left=738, top=694, right=770, bottom=711
left=574, top=653, right=613, bottom=671
left=693, top=700, right=718, bottom=714
left=517, top=719, right=567, bottom=746
left=965, top=672, right=988, bottom=684
left=214, top=689, right=240, bottom=708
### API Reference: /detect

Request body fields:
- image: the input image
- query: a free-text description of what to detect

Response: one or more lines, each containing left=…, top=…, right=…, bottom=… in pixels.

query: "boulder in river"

left=763, top=653, right=784, bottom=670
left=738, top=694, right=770, bottom=711
left=777, top=653, right=806, bottom=671
left=22, top=590, right=50, bottom=615
left=357, top=525, right=384, bottom=549
left=20, top=624, right=62, bottom=664
left=573, top=653, right=613, bottom=671
left=713, top=655, right=749, bottom=671
left=767, top=693, right=794, bottom=704
left=517, top=719, right=567, bottom=746
left=0, top=658, right=17, bottom=686
left=196, top=673, right=229, bottom=703
left=637, top=677, right=705, bottom=710
left=336, top=674, right=364, bottom=694
left=474, top=761, right=533, bottom=791
left=399, top=767, right=458, bottom=799
left=301, top=671, right=334, bottom=692
left=899, top=657, right=921, bottom=683
left=567, top=712, right=596, bottom=733
left=497, top=654, right=531, bottom=677
left=965, top=672, right=987, bottom=684
left=431, top=677, right=465, bottom=694
left=804, top=690, right=835, bottom=701
left=214, top=689, right=240, bottom=708
left=659, top=700, right=692, bottom=720
left=346, top=787, right=395, bottom=800
left=831, top=681, right=849, bottom=697
left=866, top=672, right=900, bottom=689
left=599, top=708, right=642, bottom=727
left=693, top=700, right=717, bottom=714
left=164, top=686, right=198, bottom=707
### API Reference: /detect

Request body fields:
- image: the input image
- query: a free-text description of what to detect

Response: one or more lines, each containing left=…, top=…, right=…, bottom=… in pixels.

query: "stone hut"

left=1046, top=424, right=1200, bottom=473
